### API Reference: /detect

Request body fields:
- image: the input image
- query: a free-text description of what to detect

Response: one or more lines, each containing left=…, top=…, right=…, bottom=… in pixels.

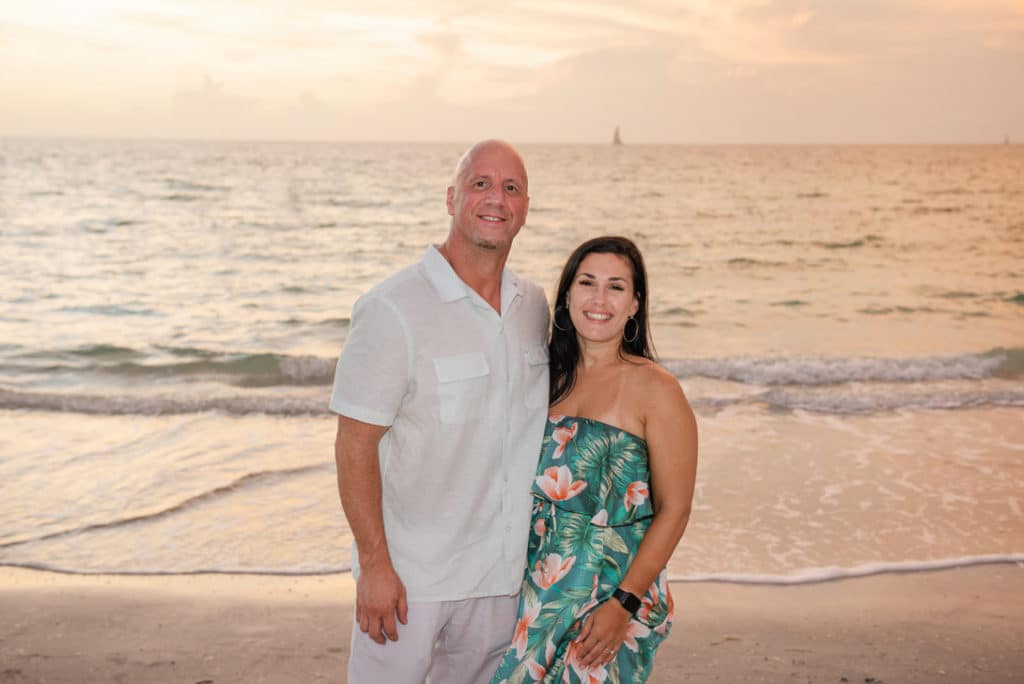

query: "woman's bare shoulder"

left=619, top=357, right=687, bottom=417
left=623, top=356, right=683, bottom=391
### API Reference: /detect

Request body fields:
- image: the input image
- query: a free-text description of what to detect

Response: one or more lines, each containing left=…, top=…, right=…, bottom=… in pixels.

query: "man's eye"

left=505, top=183, right=519, bottom=193
left=474, top=180, right=487, bottom=188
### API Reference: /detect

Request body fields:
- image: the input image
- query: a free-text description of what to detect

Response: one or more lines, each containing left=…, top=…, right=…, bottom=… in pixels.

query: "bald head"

left=452, top=139, right=528, bottom=191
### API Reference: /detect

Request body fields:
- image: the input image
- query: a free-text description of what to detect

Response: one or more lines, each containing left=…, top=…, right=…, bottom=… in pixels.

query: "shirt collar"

left=421, top=245, right=522, bottom=312
left=422, top=245, right=468, bottom=303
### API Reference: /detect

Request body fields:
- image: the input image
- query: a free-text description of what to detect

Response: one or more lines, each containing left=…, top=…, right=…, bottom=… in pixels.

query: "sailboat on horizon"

left=612, top=126, right=623, bottom=145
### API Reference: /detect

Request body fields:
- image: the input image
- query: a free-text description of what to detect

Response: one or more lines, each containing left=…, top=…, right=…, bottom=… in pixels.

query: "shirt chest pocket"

left=523, top=345, right=549, bottom=409
left=434, top=352, right=490, bottom=424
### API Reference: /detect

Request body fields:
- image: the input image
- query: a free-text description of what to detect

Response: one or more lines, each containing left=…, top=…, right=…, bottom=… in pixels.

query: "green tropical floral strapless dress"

left=491, top=415, right=674, bottom=684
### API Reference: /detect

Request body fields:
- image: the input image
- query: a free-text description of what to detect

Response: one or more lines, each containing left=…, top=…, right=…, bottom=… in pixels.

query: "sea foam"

left=668, top=554, right=1024, bottom=585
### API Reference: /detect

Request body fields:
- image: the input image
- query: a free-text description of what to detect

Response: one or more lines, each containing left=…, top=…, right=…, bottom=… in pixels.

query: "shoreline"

left=4, top=552, right=1024, bottom=585
left=2, top=564, right=1022, bottom=683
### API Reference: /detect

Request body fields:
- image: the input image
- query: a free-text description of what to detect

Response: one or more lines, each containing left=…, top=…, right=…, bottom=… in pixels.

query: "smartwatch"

left=612, top=587, right=641, bottom=616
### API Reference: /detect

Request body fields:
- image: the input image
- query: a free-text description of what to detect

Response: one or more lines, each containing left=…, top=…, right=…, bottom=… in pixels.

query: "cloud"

left=734, top=0, right=1024, bottom=60
left=0, top=0, right=1020, bottom=141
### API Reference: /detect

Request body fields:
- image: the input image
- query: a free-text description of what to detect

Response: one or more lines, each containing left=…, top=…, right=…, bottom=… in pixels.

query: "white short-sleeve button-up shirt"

left=330, top=245, right=550, bottom=601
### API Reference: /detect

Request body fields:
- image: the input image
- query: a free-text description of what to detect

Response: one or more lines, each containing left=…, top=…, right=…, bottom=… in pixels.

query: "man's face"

left=446, top=142, right=529, bottom=252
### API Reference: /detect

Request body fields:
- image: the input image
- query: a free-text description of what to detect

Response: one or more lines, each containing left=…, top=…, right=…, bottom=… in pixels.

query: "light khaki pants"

left=347, top=594, right=518, bottom=684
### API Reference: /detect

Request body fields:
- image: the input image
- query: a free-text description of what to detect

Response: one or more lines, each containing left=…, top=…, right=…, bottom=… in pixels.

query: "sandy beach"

left=2, top=564, right=1022, bottom=683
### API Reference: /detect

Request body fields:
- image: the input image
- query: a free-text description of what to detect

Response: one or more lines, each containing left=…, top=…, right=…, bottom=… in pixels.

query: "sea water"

left=1, top=139, right=1022, bottom=581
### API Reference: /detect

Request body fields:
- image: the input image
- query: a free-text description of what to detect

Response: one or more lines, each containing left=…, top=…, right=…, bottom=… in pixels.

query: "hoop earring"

left=623, top=316, right=639, bottom=344
left=553, top=305, right=572, bottom=332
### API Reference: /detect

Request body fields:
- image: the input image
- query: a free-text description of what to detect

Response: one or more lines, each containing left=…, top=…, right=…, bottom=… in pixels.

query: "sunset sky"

left=2, top=0, right=1022, bottom=143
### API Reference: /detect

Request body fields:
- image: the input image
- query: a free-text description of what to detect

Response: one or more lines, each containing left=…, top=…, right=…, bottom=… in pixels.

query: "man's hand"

left=355, top=561, right=408, bottom=644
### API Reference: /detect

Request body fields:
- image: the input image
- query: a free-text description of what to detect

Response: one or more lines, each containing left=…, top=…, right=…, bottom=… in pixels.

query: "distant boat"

left=612, top=126, right=623, bottom=145
left=1005, top=134, right=1011, bottom=145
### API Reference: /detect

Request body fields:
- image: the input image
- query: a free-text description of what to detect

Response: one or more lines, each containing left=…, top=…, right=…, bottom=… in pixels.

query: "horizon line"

left=0, top=134, right=1017, bottom=146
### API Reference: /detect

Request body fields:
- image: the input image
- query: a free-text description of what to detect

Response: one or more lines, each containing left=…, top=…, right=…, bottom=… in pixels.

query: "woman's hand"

left=573, top=599, right=632, bottom=668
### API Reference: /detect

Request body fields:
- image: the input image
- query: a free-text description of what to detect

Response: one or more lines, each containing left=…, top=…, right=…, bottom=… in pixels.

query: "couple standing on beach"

left=330, top=140, right=699, bottom=684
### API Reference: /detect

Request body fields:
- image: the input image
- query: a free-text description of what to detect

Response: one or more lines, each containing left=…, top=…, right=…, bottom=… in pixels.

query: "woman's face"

left=566, top=252, right=639, bottom=345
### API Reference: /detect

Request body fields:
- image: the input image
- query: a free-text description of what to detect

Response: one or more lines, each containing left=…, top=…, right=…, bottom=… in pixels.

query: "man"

left=330, top=140, right=550, bottom=683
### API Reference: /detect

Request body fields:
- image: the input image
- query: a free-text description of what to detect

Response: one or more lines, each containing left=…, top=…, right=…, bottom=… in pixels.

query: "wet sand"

left=1, top=564, right=1022, bottom=683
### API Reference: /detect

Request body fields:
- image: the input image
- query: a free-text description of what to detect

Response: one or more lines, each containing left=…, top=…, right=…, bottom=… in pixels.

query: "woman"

left=492, top=236, right=699, bottom=684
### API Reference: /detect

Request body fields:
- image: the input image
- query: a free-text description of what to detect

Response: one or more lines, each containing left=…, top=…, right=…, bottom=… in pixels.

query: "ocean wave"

left=324, top=198, right=391, bottom=209
left=12, top=344, right=142, bottom=361
left=164, top=178, right=229, bottom=193
left=814, top=234, right=883, bottom=249
left=2, top=349, right=1022, bottom=415
left=668, top=554, right=1024, bottom=585
left=316, top=316, right=351, bottom=327
left=3, top=351, right=338, bottom=387
left=3, top=380, right=1023, bottom=418
left=3, top=554, right=1020, bottom=582
left=664, top=347, right=1024, bottom=386
left=0, top=465, right=326, bottom=549
left=154, top=345, right=226, bottom=358
left=752, top=383, right=1024, bottom=414
left=0, top=562, right=350, bottom=577
left=726, top=257, right=787, bottom=268
left=911, top=205, right=962, bottom=214
left=0, top=388, right=328, bottom=416
left=59, top=304, right=159, bottom=317
left=858, top=305, right=944, bottom=315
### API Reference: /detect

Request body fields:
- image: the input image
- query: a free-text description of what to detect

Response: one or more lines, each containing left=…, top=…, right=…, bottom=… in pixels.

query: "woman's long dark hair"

left=549, top=236, right=655, bottom=405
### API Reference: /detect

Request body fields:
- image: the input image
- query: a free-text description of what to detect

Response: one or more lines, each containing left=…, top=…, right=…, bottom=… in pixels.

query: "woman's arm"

left=574, top=365, right=698, bottom=667
left=619, top=365, right=698, bottom=595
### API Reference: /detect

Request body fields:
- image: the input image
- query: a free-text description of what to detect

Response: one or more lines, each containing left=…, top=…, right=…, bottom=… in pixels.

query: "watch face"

left=614, top=588, right=641, bottom=614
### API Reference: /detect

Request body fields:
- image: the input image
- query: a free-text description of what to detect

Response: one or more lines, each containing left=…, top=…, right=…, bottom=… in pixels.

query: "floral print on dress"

left=623, top=482, right=649, bottom=510
left=491, top=416, right=674, bottom=684
left=535, top=465, right=588, bottom=501
left=531, top=553, right=577, bottom=589
left=526, top=640, right=556, bottom=682
left=513, top=596, right=542, bottom=657
left=551, top=421, right=579, bottom=458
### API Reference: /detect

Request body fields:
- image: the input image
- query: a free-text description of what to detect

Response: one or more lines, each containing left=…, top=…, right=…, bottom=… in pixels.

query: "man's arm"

left=335, top=414, right=408, bottom=645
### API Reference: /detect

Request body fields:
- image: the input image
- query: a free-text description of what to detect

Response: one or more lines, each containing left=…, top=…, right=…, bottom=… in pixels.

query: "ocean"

left=1, top=139, right=1022, bottom=583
